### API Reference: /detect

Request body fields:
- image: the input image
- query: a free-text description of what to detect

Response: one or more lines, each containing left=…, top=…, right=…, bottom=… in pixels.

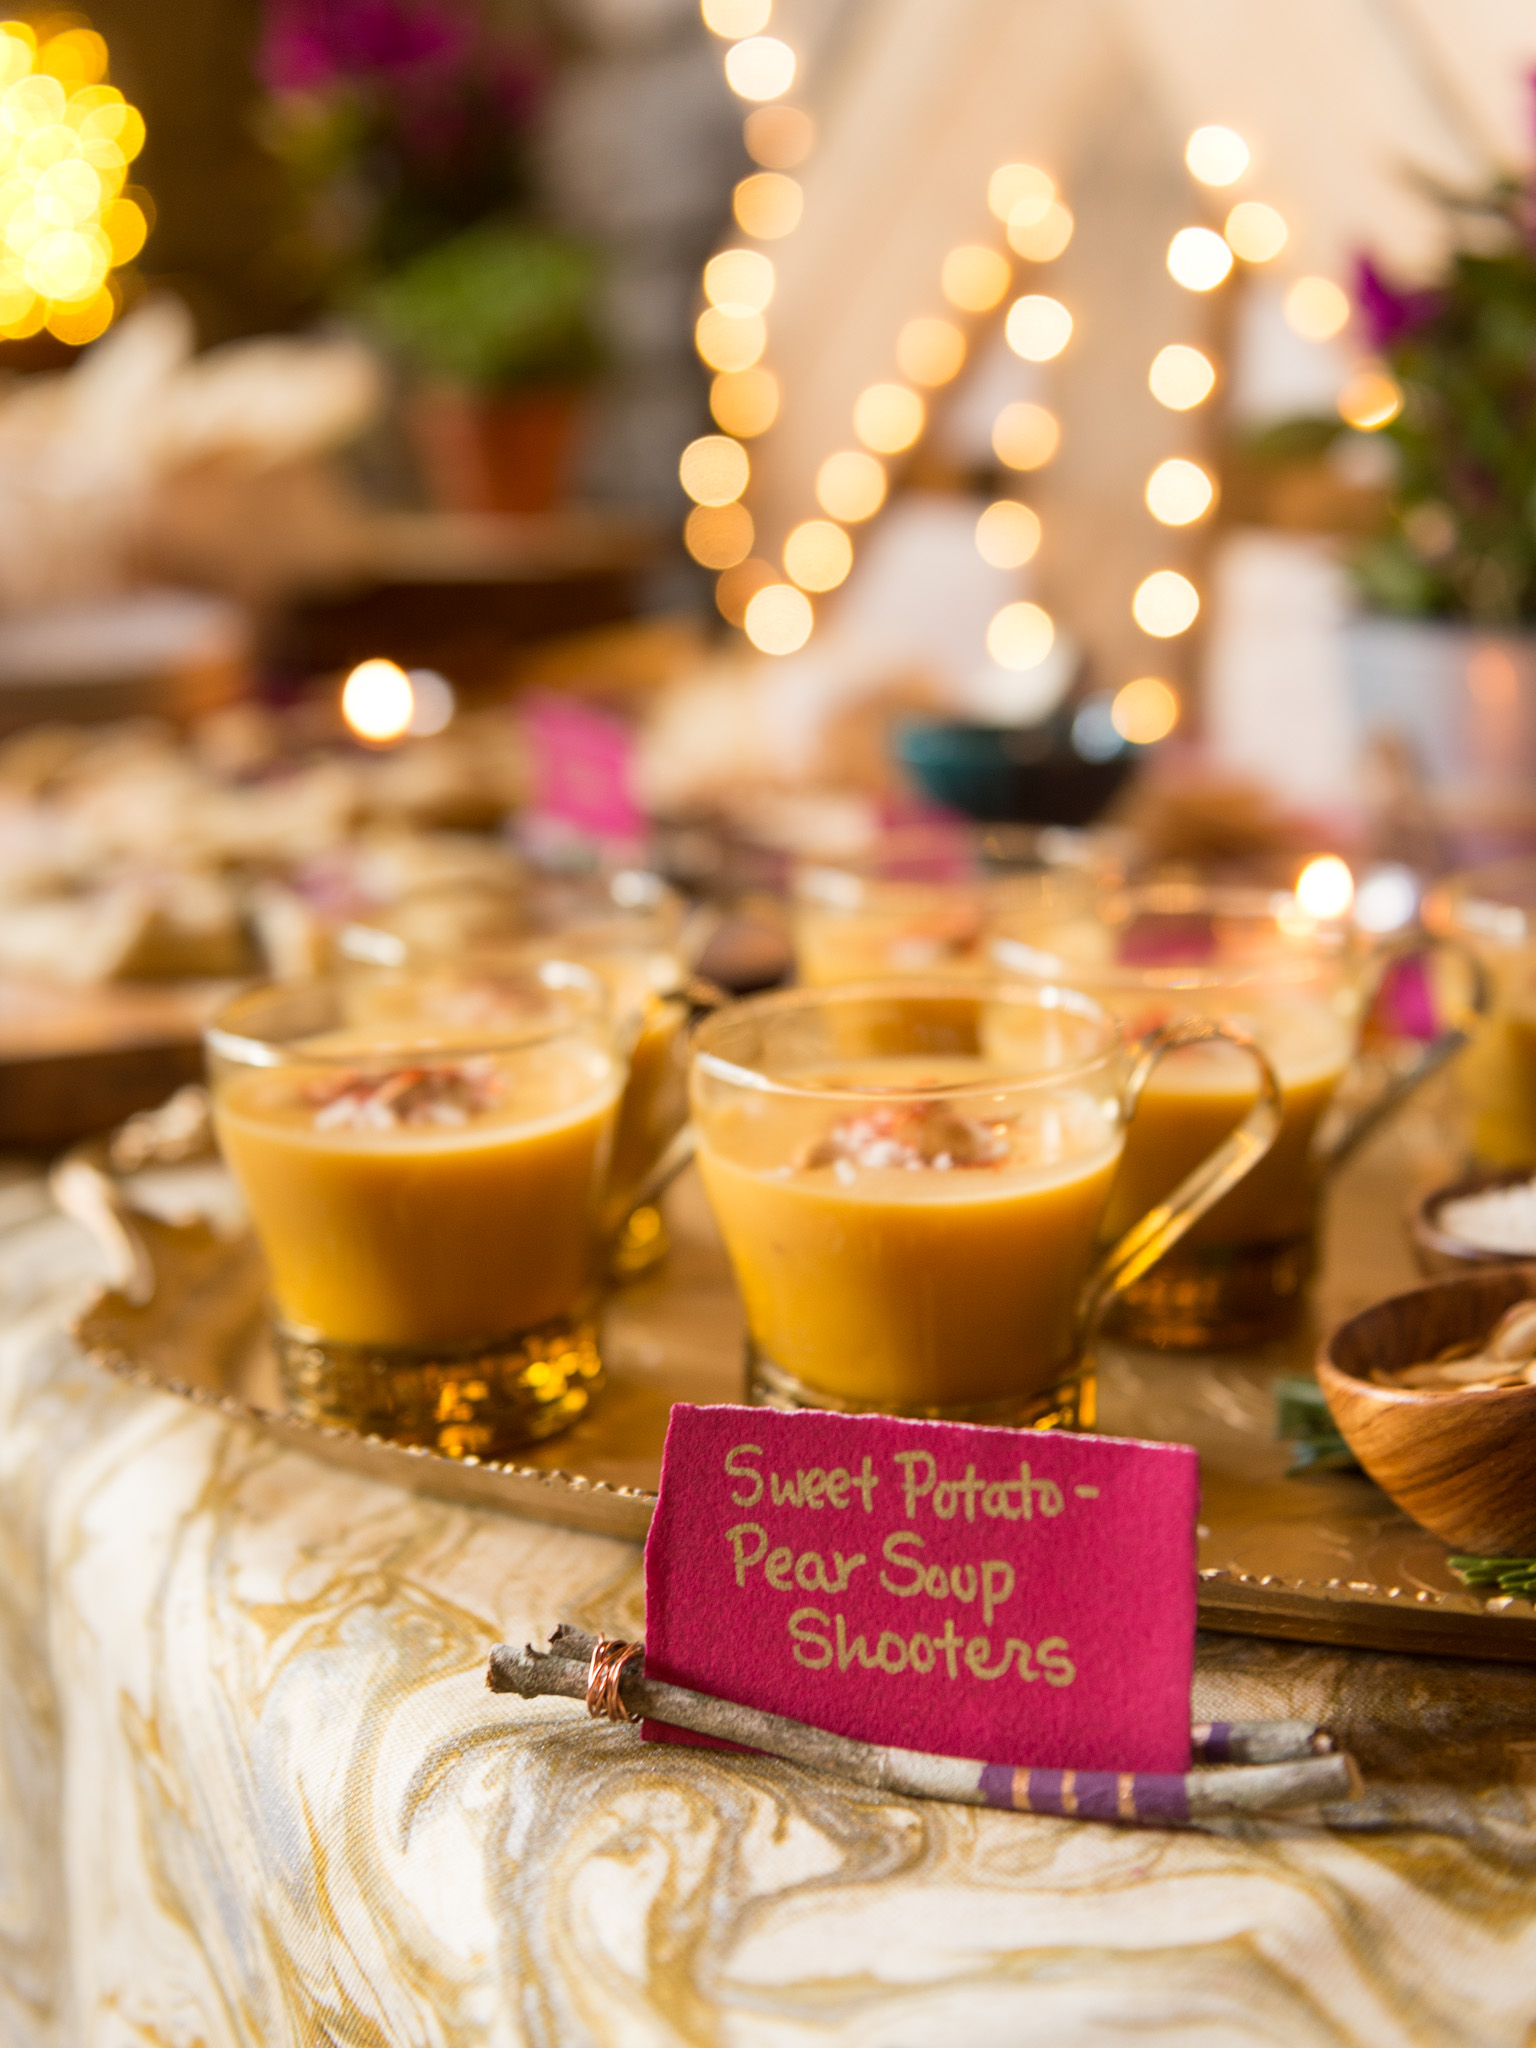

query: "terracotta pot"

left=407, top=384, right=585, bottom=516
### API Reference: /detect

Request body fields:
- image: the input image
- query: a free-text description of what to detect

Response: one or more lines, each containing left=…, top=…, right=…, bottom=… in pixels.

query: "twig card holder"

left=643, top=1405, right=1199, bottom=1774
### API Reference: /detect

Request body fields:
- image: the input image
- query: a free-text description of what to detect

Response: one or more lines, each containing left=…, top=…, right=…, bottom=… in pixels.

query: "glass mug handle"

left=1316, top=934, right=1492, bottom=1175
left=1077, top=1019, right=1282, bottom=1347
left=601, top=977, right=727, bottom=1234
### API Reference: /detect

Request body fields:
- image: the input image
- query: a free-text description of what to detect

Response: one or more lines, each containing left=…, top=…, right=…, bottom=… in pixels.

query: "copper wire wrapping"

left=585, top=1637, right=642, bottom=1721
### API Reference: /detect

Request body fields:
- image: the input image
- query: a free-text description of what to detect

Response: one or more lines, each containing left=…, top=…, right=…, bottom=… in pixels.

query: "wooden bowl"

left=1318, top=1264, right=1536, bottom=1553
left=1410, top=1168, right=1536, bottom=1276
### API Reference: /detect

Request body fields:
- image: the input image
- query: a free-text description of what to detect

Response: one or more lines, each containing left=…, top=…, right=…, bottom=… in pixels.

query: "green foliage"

left=1369, top=209, right=1536, bottom=622
left=1262, top=180, right=1536, bottom=621
left=361, top=220, right=604, bottom=391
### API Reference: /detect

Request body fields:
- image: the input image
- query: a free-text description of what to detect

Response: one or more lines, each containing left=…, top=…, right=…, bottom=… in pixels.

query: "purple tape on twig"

left=1026, top=1768, right=1066, bottom=1815
left=1195, top=1721, right=1232, bottom=1763
left=983, top=1761, right=1192, bottom=1825
left=1131, top=1773, right=1191, bottom=1825
left=978, top=1762, right=1015, bottom=1810
left=1073, top=1774, right=1124, bottom=1823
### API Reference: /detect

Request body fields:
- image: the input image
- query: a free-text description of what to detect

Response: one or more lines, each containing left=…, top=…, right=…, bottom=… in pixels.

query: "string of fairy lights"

left=680, top=13, right=1403, bottom=742
left=0, top=17, right=147, bottom=346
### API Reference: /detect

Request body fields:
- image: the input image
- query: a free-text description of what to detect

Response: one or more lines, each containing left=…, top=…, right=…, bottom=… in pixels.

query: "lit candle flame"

left=1295, top=855, right=1354, bottom=921
left=342, top=658, right=414, bottom=744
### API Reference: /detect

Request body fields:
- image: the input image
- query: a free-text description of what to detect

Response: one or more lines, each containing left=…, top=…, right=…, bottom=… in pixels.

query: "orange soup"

left=1100, top=1009, right=1349, bottom=1248
left=697, top=1058, right=1122, bottom=1408
left=215, top=1034, right=619, bottom=1348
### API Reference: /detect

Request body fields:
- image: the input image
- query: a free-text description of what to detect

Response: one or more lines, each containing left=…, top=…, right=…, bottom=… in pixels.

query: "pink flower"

left=1354, top=254, right=1441, bottom=349
left=260, top=0, right=471, bottom=96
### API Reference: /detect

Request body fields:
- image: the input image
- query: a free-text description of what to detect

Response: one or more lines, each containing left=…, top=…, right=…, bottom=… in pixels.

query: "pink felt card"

left=519, top=692, right=643, bottom=843
left=642, top=1404, right=1198, bottom=1774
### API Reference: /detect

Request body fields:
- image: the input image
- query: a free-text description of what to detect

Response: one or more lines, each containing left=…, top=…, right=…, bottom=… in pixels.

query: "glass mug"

left=1423, top=859, right=1536, bottom=1166
left=690, top=980, right=1279, bottom=1427
left=206, top=963, right=624, bottom=1459
left=994, top=882, right=1476, bottom=1348
left=791, top=825, right=1113, bottom=989
left=339, top=866, right=697, bottom=1276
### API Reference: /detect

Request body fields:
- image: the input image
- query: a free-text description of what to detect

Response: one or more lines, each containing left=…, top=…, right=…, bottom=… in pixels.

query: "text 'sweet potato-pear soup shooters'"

left=994, top=882, right=1477, bottom=1348
left=206, top=964, right=622, bottom=1457
left=690, top=980, right=1280, bottom=1427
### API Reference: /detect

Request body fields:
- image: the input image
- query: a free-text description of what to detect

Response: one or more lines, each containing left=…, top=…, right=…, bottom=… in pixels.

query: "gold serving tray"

left=64, top=1149, right=1536, bottom=1665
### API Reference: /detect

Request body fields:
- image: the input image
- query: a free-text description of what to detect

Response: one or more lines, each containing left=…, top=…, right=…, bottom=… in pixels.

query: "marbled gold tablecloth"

left=6, top=1130, right=1536, bottom=2048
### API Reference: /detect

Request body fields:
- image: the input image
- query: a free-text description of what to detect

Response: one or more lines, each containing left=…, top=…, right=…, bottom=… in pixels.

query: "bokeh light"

left=1338, top=366, right=1402, bottom=430
left=988, top=162, right=1053, bottom=223
left=695, top=305, right=766, bottom=370
left=896, top=315, right=966, bottom=386
left=715, top=557, right=777, bottom=624
left=1111, top=676, right=1179, bottom=744
left=1005, top=294, right=1072, bottom=361
left=1133, top=570, right=1200, bottom=637
left=709, top=366, right=779, bottom=437
left=1167, top=227, right=1234, bottom=291
left=1224, top=200, right=1287, bottom=263
left=1285, top=275, right=1350, bottom=341
left=986, top=601, right=1054, bottom=671
left=1149, top=343, right=1216, bottom=409
left=1145, top=457, right=1216, bottom=525
left=1007, top=201, right=1073, bottom=262
left=679, top=434, right=750, bottom=505
left=702, top=0, right=771, bottom=35
left=724, top=36, right=795, bottom=101
left=342, top=659, right=414, bottom=744
left=406, top=669, right=456, bottom=738
left=685, top=501, right=754, bottom=568
left=0, top=20, right=147, bottom=344
left=1185, top=125, right=1249, bottom=186
left=743, top=103, right=813, bottom=167
left=704, top=247, right=774, bottom=314
left=992, top=401, right=1060, bottom=471
left=783, top=519, right=853, bottom=591
left=940, top=244, right=1011, bottom=312
left=815, top=449, right=886, bottom=522
left=744, top=582, right=814, bottom=653
left=853, top=381, right=925, bottom=453
left=1295, top=854, right=1355, bottom=920
left=1353, top=863, right=1417, bottom=933
left=975, top=499, right=1041, bottom=567
left=733, top=170, right=802, bottom=238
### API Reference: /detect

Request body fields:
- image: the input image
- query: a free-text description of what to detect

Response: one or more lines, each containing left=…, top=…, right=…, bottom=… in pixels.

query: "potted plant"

left=259, top=0, right=603, bottom=514
left=1252, top=115, right=1536, bottom=818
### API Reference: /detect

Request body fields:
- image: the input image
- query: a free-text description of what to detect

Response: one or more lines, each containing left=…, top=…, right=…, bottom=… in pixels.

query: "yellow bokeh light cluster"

left=1167, top=225, right=1233, bottom=292
left=815, top=448, right=885, bottom=523
left=689, top=9, right=820, bottom=645
left=733, top=169, right=801, bottom=238
left=1005, top=293, right=1072, bottom=362
left=1338, top=365, right=1402, bottom=431
left=692, top=142, right=1083, bottom=661
left=1149, top=343, right=1215, bottom=410
left=975, top=499, right=1040, bottom=568
left=992, top=400, right=1060, bottom=471
left=1145, top=456, right=1216, bottom=526
left=709, top=365, right=778, bottom=437
left=1111, top=676, right=1179, bottom=744
left=896, top=315, right=965, bottom=387
left=783, top=518, right=852, bottom=592
left=0, top=19, right=146, bottom=344
left=987, top=600, right=1054, bottom=672
left=852, top=380, right=924, bottom=454
left=1133, top=570, right=1200, bottom=638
